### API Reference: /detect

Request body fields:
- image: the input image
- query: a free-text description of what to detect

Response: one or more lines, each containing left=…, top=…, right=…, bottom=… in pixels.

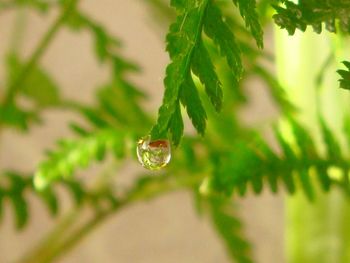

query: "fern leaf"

left=209, top=197, right=253, bottom=263
left=338, top=61, right=350, bottom=90
left=180, top=74, right=207, bottom=135
left=34, top=130, right=125, bottom=190
left=168, top=102, right=184, bottom=146
left=7, top=54, right=61, bottom=108
left=0, top=171, right=120, bottom=230
left=288, top=117, right=317, bottom=158
left=232, top=0, right=263, bottom=48
left=37, top=187, right=59, bottom=216
left=0, top=103, right=38, bottom=131
left=151, top=0, right=244, bottom=144
left=204, top=2, right=242, bottom=82
left=6, top=173, right=29, bottom=229
left=273, top=1, right=350, bottom=35
left=211, top=118, right=350, bottom=200
left=151, top=0, right=209, bottom=140
left=64, top=180, right=86, bottom=206
left=192, top=40, right=223, bottom=112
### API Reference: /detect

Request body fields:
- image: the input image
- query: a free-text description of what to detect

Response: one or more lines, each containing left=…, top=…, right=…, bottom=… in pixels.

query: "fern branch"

left=273, top=0, right=350, bottom=35
left=18, top=172, right=204, bottom=263
left=150, top=0, right=211, bottom=143
left=210, top=117, right=350, bottom=199
left=151, top=0, right=248, bottom=145
left=232, top=0, right=263, bottom=48
left=34, top=129, right=126, bottom=190
left=0, top=171, right=118, bottom=230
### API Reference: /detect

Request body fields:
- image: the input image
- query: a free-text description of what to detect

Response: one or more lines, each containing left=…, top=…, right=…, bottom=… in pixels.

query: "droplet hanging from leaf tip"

left=136, top=135, right=171, bottom=170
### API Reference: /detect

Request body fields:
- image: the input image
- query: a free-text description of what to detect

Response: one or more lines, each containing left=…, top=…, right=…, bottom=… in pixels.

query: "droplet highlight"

left=136, top=136, right=171, bottom=170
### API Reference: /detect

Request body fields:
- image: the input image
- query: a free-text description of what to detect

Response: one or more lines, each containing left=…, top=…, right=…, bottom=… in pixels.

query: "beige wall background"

left=0, top=1, right=283, bottom=262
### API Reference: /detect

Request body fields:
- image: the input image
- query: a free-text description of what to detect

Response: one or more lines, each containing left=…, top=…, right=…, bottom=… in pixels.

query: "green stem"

left=39, top=210, right=111, bottom=263
left=16, top=208, right=82, bottom=263
left=18, top=173, right=203, bottom=263
left=2, top=0, right=78, bottom=105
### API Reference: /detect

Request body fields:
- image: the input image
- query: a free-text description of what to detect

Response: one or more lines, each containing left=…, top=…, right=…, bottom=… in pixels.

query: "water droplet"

left=136, top=136, right=171, bottom=170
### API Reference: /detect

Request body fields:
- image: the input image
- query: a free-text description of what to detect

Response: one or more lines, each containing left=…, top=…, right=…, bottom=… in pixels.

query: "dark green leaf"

left=273, top=1, right=350, bottom=35
left=338, top=61, right=350, bottom=90
left=11, top=196, right=29, bottom=229
left=168, top=102, right=184, bottom=146
left=6, top=173, right=29, bottom=229
left=151, top=2, right=207, bottom=139
left=204, top=2, right=242, bottom=84
left=0, top=103, right=38, bottom=131
left=180, top=75, right=207, bottom=135
left=37, top=187, right=59, bottom=216
left=192, top=40, right=223, bottom=112
left=232, top=0, right=264, bottom=48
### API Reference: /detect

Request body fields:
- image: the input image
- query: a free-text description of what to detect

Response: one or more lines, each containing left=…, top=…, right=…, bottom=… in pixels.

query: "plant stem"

left=18, top=173, right=203, bottom=263
left=39, top=210, right=111, bottom=263
left=17, top=208, right=82, bottom=263
left=2, top=0, right=78, bottom=105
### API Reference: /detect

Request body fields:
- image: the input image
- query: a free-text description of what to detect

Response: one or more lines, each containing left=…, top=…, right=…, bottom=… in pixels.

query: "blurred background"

left=0, top=1, right=283, bottom=262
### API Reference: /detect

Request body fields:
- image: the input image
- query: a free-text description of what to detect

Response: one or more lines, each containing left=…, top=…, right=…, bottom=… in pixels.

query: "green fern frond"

left=232, top=0, right=264, bottom=48
left=0, top=171, right=119, bottom=230
left=34, top=129, right=126, bottom=190
left=273, top=0, right=350, bottom=35
left=211, top=117, right=350, bottom=200
left=151, top=0, right=254, bottom=145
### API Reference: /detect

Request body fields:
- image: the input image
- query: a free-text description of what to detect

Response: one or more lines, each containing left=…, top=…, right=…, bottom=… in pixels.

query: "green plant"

left=0, top=0, right=350, bottom=262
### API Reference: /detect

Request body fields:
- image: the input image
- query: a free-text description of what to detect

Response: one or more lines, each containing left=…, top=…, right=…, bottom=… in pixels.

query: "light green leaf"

left=34, top=130, right=125, bottom=189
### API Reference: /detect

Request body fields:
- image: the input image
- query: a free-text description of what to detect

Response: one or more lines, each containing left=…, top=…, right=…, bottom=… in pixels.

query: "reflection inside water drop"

left=136, top=136, right=171, bottom=170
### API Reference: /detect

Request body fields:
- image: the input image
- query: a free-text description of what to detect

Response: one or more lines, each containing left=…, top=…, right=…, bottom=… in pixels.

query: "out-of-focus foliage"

left=273, top=0, right=350, bottom=35
left=1, top=0, right=350, bottom=262
left=338, top=61, right=350, bottom=90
